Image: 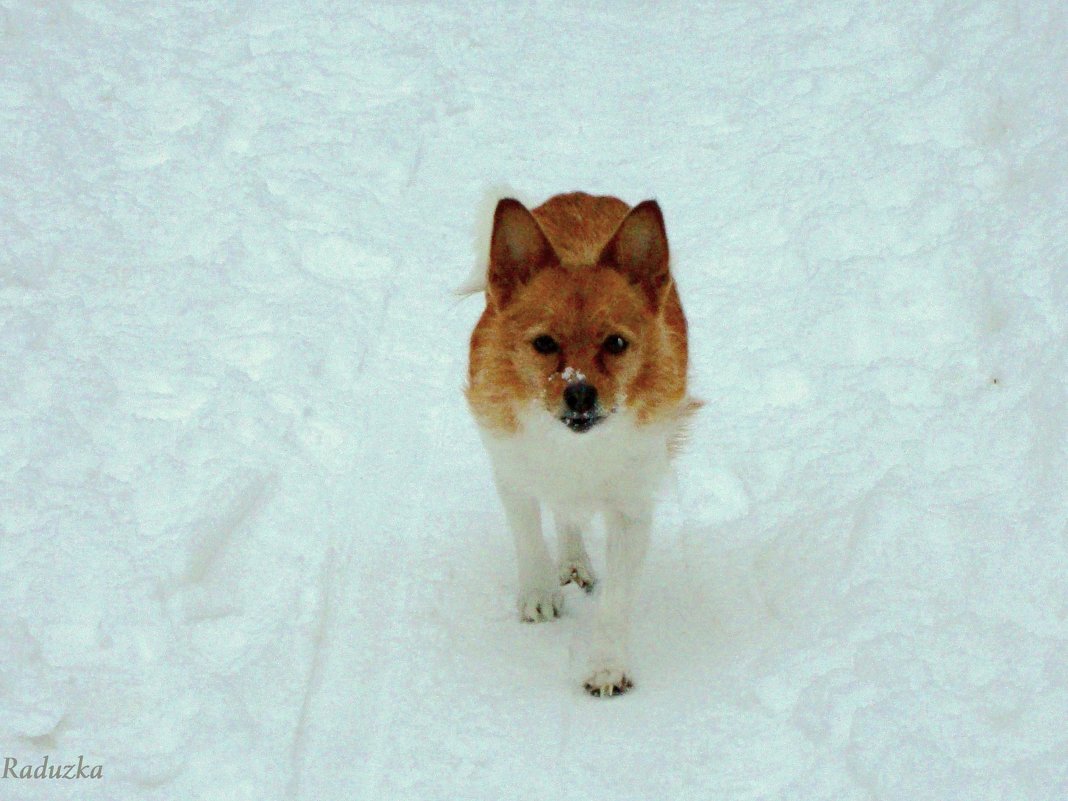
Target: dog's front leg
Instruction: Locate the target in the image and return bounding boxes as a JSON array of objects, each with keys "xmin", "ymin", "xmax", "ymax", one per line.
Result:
[
  {"xmin": 497, "ymin": 484, "xmax": 562, "ymax": 622},
  {"xmin": 554, "ymin": 509, "xmax": 596, "ymax": 592},
  {"xmin": 585, "ymin": 507, "xmax": 652, "ymax": 696}
]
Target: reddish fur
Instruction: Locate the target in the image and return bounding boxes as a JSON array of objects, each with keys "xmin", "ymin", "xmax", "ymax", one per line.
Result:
[{"xmin": 467, "ymin": 192, "xmax": 689, "ymax": 435}]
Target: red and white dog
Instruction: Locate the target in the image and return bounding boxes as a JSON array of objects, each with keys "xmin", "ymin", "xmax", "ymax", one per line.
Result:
[{"xmin": 467, "ymin": 192, "xmax": 694, "ymax": 696}]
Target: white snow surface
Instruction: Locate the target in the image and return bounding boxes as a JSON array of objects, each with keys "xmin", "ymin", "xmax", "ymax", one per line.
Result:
[{"xmin": 2, "ymin": 2, "xmax": 1067, "ymax": 799}]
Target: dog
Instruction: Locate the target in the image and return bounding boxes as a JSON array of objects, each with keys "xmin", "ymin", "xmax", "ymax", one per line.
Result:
[{"xmin": 466, "ymin": 192, "xmax": 695, "ymax": 696}]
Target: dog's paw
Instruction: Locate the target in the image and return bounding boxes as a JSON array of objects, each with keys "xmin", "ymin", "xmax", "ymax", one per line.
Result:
[
  {"xmin": 517, "ymin": 587, "xmax": 563, "ymax": 623},
  {"xmin": 559, "ymin": 556, "xmax": 597, "ymax": 593},
  {"xmin": 584, "ymin": 667, "xmax": 633, "ymax": 698}
]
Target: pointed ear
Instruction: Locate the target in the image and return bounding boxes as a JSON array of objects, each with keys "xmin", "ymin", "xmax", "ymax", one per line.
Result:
[
  {"xmin": 487, "ymin": 198, "xmax": 558, "ymax": 306},
  {"xmin": 598, "ymin": 200, "xmax": 671, "ymax": 307}
]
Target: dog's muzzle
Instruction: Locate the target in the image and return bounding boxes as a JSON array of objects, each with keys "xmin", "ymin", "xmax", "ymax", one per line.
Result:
[{"xmin": 561, "ymin": 381, "xmax": 604, "ymax": 433}]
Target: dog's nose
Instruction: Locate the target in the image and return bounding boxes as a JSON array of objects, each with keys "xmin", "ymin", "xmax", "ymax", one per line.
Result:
[{"xmin": 563, "ymin": 382, "xmax": 598, "ymax": 413}]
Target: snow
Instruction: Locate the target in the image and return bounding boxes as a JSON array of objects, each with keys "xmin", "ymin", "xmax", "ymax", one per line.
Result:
[
  {"xmin": 2, "ymin": 2, "xmax": 1067, "ymax": 799},
  {"xmin": 561, "ymin": 366, "xmax": 586, "ymax": 383}
]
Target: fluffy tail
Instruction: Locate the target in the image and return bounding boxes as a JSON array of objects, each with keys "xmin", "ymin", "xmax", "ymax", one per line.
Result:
[
  {"xmin": 454, "ymin": 184, "xmax": 526, "ymax": 297},
  {"xmin": 668, "ymin": 396, "xmax": 705, "ymax": 457}
]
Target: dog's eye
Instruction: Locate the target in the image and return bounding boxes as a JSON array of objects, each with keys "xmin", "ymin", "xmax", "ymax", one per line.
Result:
[
  {"xmin": 532, "ymin": 335, "xmax": 559, "ymax": 354},
  {"xmin": 603, "ymin": 334, "xmax": 628, "ymax": 355}
]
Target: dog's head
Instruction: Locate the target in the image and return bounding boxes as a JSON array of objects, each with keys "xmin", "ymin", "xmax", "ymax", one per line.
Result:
[{"xmin": 480, "ymin": 197, "xmax": 681, "ymax": 433}]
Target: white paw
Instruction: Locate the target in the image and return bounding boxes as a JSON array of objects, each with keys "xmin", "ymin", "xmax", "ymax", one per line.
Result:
[
  {"xmin": 584, "ymin": 665, "xmax": 633, "ymax": 697},
  {"xmin": 517, "ymin": 587, "xmax": 563, "ymax": 622},
  {"xmin": 559, "ymin": 555, "xmax": 597, "ymax": 592}
]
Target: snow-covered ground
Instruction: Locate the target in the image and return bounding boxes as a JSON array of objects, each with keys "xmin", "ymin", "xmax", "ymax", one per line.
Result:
[{"xmin": 2, "ymin": 2, "xmax": 1066, "ymax": 799}]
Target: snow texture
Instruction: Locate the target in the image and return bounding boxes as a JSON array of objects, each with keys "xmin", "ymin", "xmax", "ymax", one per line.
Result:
[
  {"xmin": 561, "ymin": 366, "xmax": 586, "ymax": 384},
  {"xmin": 2, "ymin": 2, "xmax": 1067, "ymax": 800}
]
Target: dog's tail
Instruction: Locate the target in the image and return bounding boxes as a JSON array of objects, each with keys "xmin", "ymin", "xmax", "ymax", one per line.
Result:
[
  {"xmin": 668, "ymin": 396, "xmax": 705, "ymax": 458},
  {"xmin": 454, "ymin": 184, "xmax": 525, "ymax": 298}
]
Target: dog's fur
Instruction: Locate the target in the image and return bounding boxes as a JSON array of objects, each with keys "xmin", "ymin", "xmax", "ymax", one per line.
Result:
[{"xmin": 466, "ymin": 192, "xmax": 694, "ymax": 696}]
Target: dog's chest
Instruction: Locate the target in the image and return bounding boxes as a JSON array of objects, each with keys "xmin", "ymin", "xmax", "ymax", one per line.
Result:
[{"xmin": 481, "ymin": 410, "xmax": 672, "ymax": 511}]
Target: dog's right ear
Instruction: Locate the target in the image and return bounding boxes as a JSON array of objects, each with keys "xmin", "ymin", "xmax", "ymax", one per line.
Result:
[
  {"xmin": 488, "ymin": 199, "xmax": 558, "ymax": 307},
  {"xmin": 598, "ymin": 200, "xmax": 671, "ymax": 309}
]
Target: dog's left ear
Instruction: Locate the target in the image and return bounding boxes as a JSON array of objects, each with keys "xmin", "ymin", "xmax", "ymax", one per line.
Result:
[
  {"xmin": 487, "ymin": 198, "xmax": 559, "ymax": 307},
  {"xmin": 598, "ymin": 200, "xmax": 670, "ymax": 308}
]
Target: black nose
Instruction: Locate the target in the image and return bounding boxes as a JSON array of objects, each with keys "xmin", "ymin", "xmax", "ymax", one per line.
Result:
[{"xmin": 563, "ymin": 382, "xmax": 598, "ymax": 413}]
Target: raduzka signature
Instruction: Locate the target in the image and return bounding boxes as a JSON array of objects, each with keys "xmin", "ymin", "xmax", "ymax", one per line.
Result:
[{"xmin": 3, "ymin": 755, "xmax": 103, "ymax": 780}]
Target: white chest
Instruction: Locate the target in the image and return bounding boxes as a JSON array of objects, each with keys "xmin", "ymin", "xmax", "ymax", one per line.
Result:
[{"xmin": 480, "ymin": 406, "xmax": 673, "ymax": 514}]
